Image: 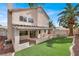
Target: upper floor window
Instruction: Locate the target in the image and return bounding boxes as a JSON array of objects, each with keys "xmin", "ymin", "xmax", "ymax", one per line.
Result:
[
  {"xmin": 28, "ymin": 18, "xmax": 34, "ymax": 23},
  {"xmin": 24, "ymin": 17, "xmax": 27, "ymax": 22},
  {"xmin": 19, "ymin": 16, "xmax": 34, "ymax": 23},
  {"xmin": 19, "ymin": 16, "xmax": 27, "ymax": 22},
  {"xmin": 19, "ymin": 16, "xmax": 24, "ymax": 21}
]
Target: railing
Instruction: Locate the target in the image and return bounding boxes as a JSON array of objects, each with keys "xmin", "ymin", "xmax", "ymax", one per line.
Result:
[
  {"xmin": 36, "ymin": 34, "xmax": 53, "ymax": 44},
  {"xmin": 20, "ymin": 39, "xmax": 29, "ymax": 44},
  {"xmin": 19, "ymin": 34, "xmax": 54, "ymax": 45}
]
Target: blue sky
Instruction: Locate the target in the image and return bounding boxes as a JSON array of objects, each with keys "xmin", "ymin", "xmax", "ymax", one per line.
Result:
[{"xmin": 0, "ymin": 3, "xmax": 77, "ymax": 27}]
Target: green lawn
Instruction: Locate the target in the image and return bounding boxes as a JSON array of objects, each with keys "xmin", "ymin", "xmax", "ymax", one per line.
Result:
[{"xmin": 15, "ymin": 37, "xmax": 72, "ymax": 56}]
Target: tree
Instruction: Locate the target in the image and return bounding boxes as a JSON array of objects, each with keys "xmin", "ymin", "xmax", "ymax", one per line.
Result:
[
  {"xmin": 58, "ymin": 3, "xmax": 79, "ymax": 36},
  {"xmin": 28, "ymin": 3, "xmax": 44, "ymax": 8},
  {"xmin": 49, "ymin": 21, "xmax": 55, "ymax": 28}
]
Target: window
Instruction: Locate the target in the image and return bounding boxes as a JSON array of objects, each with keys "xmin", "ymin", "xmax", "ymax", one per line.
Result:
[
  {"xmin": 39, "ymin": 30, "xmax": 41, "ymax": 34},
  {"xmin": 19, "ymin": 16, "xmax": 27, "ymax": 22},
  {"xmin": 28, "ymin": 18, "xmax": 34, "ymax": 23},
  {"xmin": 19, "ymin": 16, "xmax": 24, "ymax": 21},
  {"xmin": 20, "ymin": 31, "xmax": 28, "ymax": 36},
  {"xmin": 24, "ymin": 17, "xmax": 27, "ymax": 22},
  {"xmin": 19, "ymin": 16, "xmax": 34, "ymax": 23},
  {"xmin": 19, "ymin": 31, "xmax": 28, "ymax": 44}
]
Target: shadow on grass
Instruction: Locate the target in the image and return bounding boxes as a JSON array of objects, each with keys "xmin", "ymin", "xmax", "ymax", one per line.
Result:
[{"xmin": 46, "ymin": 36, "xmax": 72, "ymax": 47}]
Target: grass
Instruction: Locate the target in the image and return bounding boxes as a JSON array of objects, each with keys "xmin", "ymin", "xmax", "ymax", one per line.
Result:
[{"xmin": 15, "ymin": 37, "xmax": 72, "ymax": 56}]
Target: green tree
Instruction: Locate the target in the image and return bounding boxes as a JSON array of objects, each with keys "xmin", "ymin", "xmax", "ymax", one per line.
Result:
[
  {"xmin": 58, "ymin": 3, "xmax": 79, "ymax": 36},
  {"xmin": 28, "ymin": 3, "xmax": 44, "ymax": 8},
  {"xmin": 49, "ymin": 21, "xmax": 55, "ymax": 28}
]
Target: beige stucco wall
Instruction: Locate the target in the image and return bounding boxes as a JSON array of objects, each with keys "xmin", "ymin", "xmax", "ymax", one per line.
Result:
[
  {"xmin": 13, "ymin": 29, "xmax": 29, "ymax": 52},
  {"xmin": 37, "ymin": 8, "xmax": 49, "ymax": 27},
  {"xmin": 30, "ymin": 9, "xmax": 38, "ymax": 26},
  {"xmin": 12, "ymin": 8, "xmax": 49, "ymax": 28},
  {"xmin": 14, "ymin": 42, "xmax": 29, "ymax": 52},
  {"xmin": 12, "ymin": 10, "xmax": 35, "ymax": 26}
]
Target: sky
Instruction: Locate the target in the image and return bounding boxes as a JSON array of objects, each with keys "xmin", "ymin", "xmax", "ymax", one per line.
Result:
[{"xmin": 0, "ymin": 3, "xmax": 77, "ymax": 27}]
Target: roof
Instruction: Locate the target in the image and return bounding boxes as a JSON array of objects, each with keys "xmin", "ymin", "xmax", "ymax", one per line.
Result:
[
  {"xmin": 0, "ymin": 26, "xmax": 7, "ymax": 29},
  {"xmin": 13, "ymin": 24, "xmax": 49, "ymax": 30},
  {"xmin": 11, "ymin": 7, "xmax": 35, "ymax": 12},
  {"xmin": 40, "ymin": 7, "xmax": 50, "ymax": 19},
  {"xmin": 56, "ymin": 26, "xmax": 69, "ymax": 30},
  {"xmin": 11, "ymin": 7, "xmax": 50, "ymax": 19}
]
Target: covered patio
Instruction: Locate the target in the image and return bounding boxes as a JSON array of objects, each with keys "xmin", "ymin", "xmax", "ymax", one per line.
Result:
[
  {"xmin": 13, "ymin": 25, "xmax": 51, "ymax": 44},
  {"xmin": 13, "ymin": 25, "xmax": 53, "ymax": 51}
]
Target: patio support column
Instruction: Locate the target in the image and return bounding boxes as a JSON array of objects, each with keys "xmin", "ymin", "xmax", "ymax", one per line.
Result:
[
  {"xmin": 36, "ymin": 30, "xmax": 39, "ymax": 38},
  {"xmin": 41, "ymin": 30, "xmax": 44, "ymax": 37},
  {"xmin": 28, "ymin": 30, "xmax": 30, "ymax": 38},
  {"xmin": 46, "ymin": 30, "xmax": 48, "ymax": 35},
  {"xmin": 14, "ymin": 29, "xmax": 20, "ymax": 44}
]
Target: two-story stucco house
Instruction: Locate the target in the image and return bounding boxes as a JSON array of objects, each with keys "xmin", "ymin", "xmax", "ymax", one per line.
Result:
[{"xmin": 7, "ymin": 7, "xmax": 53, "ymax": 51}]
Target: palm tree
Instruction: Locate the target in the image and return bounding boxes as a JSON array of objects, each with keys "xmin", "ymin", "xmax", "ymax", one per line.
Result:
[
  {"xmin": 49, "ymin": 21, "xmax": 55, "ymax": 28},
  {"xmin": 48, "ymin": 20, "xmax": 55, "ymax": 34},
  {"xmin": 28, "ymin": 3, "xmax": 44, "ymax": 8},
  {"xmin": 58, "ymin": 3, "xmax": 79, "ymax": 36}
]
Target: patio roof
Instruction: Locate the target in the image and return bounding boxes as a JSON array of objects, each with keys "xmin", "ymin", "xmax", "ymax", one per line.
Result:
[{"xmin": 13, "ymin": 24, "xmax": 50, "ymax": 30}]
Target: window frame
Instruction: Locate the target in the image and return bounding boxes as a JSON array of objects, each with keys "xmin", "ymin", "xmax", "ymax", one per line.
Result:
[
  {"xmin": 19, "ymin": 31, "xmax": 28, "ymax": 36},
  {"xmin": 28, "ymin": 18, "xmax": 34, "ymax": 23},
  {"xmin": 19, "ymin": 16, "xmax": 27, "ymax": 22}
]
